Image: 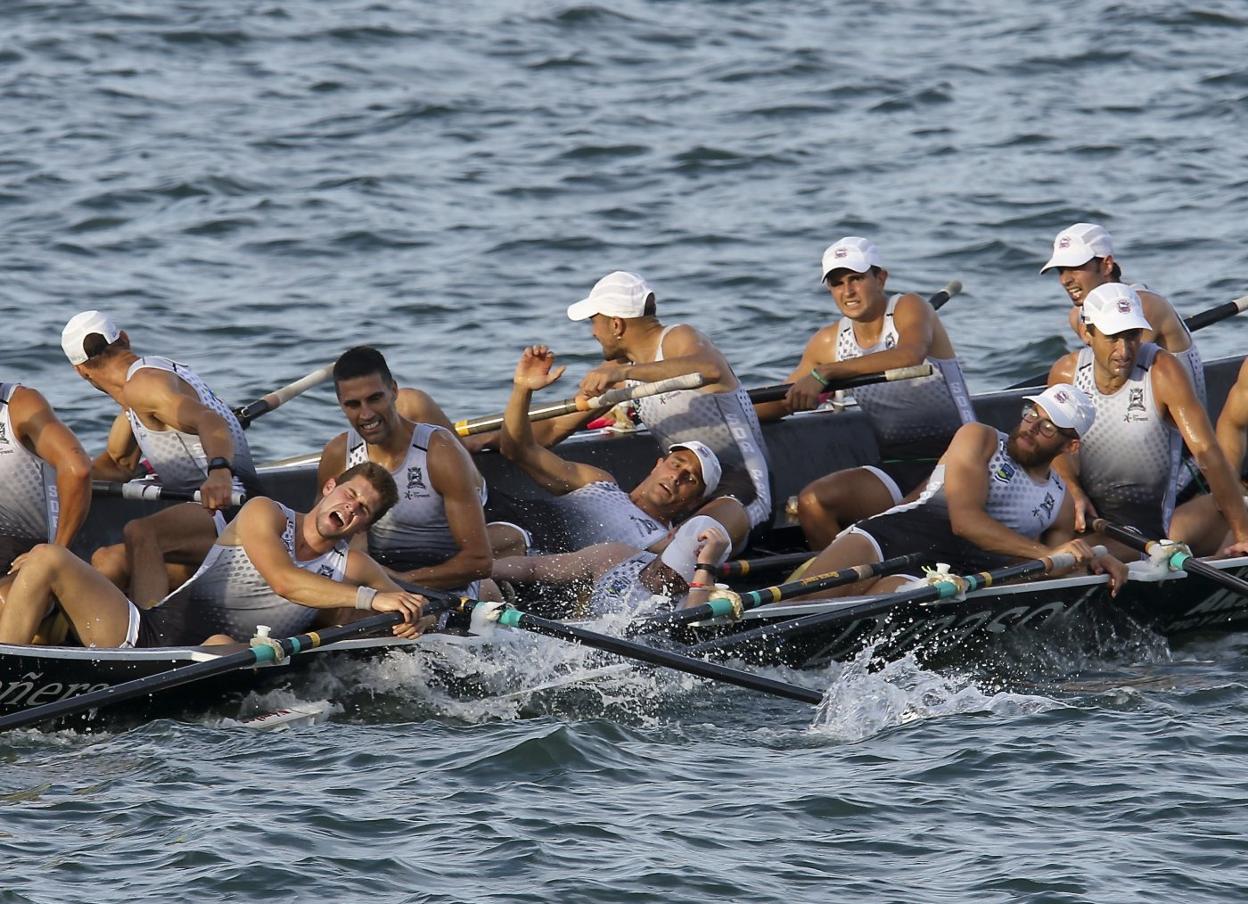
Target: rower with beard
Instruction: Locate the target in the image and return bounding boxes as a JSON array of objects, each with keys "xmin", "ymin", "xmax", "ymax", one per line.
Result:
[
  {"xmin": 1047, "ymin": 283, "xmax": 1248, "ymax": 559},
  {"xmin": 61, "ymin": 311, "xmax": 260, "ymax": 608},
  {"xmin": 786, "ymin": 384, "xmax": 1126, "ymax": 601},
  {"xmin": 0, "ymin": 462, "xmax": 428, "ymax": 647},
  {"xmin": 317, "ymin": 347, "xmax": 494, "ymax": 596},
  {"xmin": 569, "ymin": 271, "xmax": 769, "ymax": 547},
  {"xmin": 758, "ymin": 237, "xmax": 977, "ymax": 550},
  {"xmin": 500, "ymin": 345, "xmax": 729, "ymax": 553},
  {"xmin": 1041, "ymin": 223, "xmax": 1204, "ymax": 403}
]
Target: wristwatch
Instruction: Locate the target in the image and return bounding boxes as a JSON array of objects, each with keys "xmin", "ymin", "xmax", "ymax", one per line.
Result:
[{"xmin": 206, "ymin": 457, "xmax": 234, "ymax": 475}]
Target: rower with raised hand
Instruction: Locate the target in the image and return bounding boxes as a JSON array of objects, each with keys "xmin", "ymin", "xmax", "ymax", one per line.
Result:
[
  {"xmin": 60, "ymin": 311, "xmax": 260, "ymax": 608},
  {"xmin": 500, "ymin": 345, "xmax": 727, "ymax": 553},
  {"xmin": 1041, "ymin": 222, "xmax": 1204, "ymax": 403},
  {"xmin": 568, "ymin": 271, "xmax": 770, "ymax": 546},
  {"xmin": 762, "ymin": 236, "xmax": 976, "ymax": 550},
  {"xmin": 787, "ymin": 384, "xmax": 1127, "ymax": 602},
  {"xmin": 1047, "ymin": 283, "xmax": 1248, "ymax": 559},
  {"xmin": 317, "ymin": 346, "xmax": 495, "ymax": 596},
  {"xmin": 0, "ymin": 383, "xmax": 92, "ymax": 614},
  {"xmin": 0, "ymin": 462, "xmax": 428, "ymax": 648}
]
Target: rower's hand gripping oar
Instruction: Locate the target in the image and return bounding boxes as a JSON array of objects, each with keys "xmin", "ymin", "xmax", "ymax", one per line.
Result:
[
  {"xmin": 1008, "ymin": 293, "xmax": 1248, "ymax": 390},
  {"xmin": 92, "ymin": 479, "xmax": 247, "ymax": 508},
  {"xmin": 688, "ymin": 549, "xmax": 1098, "ymax": 659},
  {"xmin": 0, "ymin": 598, "xmax": 462, "ymax": 733},
  {"xmin": 626, "ymin": 552, "xmax": 926, "ymax": 637},
  {"xmin": 454, "ymin": 372, "xmax": 708, "ymax": 437},
  {"xmin": 747, "ymin": 364, "xmax": 936, "ymax": 405},
  {"xmin": 1090, "ymin": 518, "xmax": 1248, "ymax": 597},
  {"xmin": 234, "ymin": 362, "xmax": 336, "ymax": 428}
]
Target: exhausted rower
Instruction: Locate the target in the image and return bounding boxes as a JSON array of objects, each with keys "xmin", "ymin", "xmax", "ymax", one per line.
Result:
[
  {"xmin": 491, "ymin": 515, "xmax": 732, "ymax": 617},
  {"xmin": 500, "ymin": 345, "xmax": 725, "ymax": 552},
  {"xmin": 1046, "ymin": 283, "xmax": 1248, "ymax": 558},
  {"xmin": 0, "ymin": 463, "xmax": 427, "ymax": 648},
  {"xmin": 788, "ymin": 384, "xmax": 1126, "ymax": 601},
  {"xmin": 760, "ymin": 236, "xmax": 975, "ymax": 549},
  {"xmin": 62, "ymin": 311, "xmax": 260, "ymax": 607},
  {"xmin": 568, "ymin": 271, "xmax": 770, "ymax": 546}
]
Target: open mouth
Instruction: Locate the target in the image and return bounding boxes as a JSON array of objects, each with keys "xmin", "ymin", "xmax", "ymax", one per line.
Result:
[{"xmin": 328, "ymin": 510, "xmax": 348, "ymax": 529}]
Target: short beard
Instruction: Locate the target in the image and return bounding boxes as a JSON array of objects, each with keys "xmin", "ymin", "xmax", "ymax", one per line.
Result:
[{"xmin": 1006, "ymin": 425, "xmax": 1055, "ymax": 469}]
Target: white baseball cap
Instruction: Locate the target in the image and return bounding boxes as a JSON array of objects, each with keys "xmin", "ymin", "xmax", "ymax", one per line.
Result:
[
  {"xmin": 668, "ymin": 440, "xmax": 721, "ymax": 498},
  {"xmin": 659, "ymin": 515, "xmax": 731, "ymax": 582},
  {"xmin": 1039, "ymin": 223, "xmax": 1115, "ymax": 273},
  {"xmin": 567, "ymin": 271, "xmax": 656, "ymax": 321},
  {"xmin": 821, "ymin": 236, "xmax": 881, "ymax": 281},
  {"xmin": 61, "ymin": 311, "xmax": 121, "ymax": 365},
  {"xmin": 1023, "ymin": 383, "xmax": 1096, "ymax": 437},
  {"xmin": 1081, "ymin": 282, "xmax": 1151, "ymax": 335}
]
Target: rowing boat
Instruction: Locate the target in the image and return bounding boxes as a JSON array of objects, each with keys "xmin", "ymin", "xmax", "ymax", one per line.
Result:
[{"xmin": 7, "ymin": 354, "xmax": 1246, "ymax": 723}]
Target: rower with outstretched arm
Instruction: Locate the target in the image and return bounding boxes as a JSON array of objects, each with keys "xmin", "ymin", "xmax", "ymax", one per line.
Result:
[{"xmin": 758, "ymin": 236, "xmax": 976, "ymax": 550}]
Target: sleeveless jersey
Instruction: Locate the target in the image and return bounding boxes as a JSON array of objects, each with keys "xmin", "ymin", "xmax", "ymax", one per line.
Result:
[
  {"xmin": 0, "ymin": 383, "xmax": 55, "ymax": 545},
  {"xmin": 630, "ymin": 325, "xmax": 772, "ymax": 528},
  {"xmin": 834, "ymin": 294, "xmax": 976, "ymax": 458},
  {"xmin": 141, "ymin": 502, "xmax": 349, "ymax": 646},
  {"xmin": 587, "ymin": 550, "xmax": 669, "ymax": 616},
  {"xmin": 1074, "ymin": 343, "xmax": 1182, "ymax": 537},
  {"xmin": 549, "ymin": 481, "xmax": 669, "ymax": 551},
  {"xmin": 345, "ymin": 422, "xmax": 487, "ymax": 575},
  {"xmin": 124, "ymin": 356, "xmax": 256, "ymax": 494},
  {"xmin": 1122, "ymin": 283, "xmax": 1205, "ymax": 406},
  {"xmin": 890, "ymin": 430, "xmax": 1067, "ymax": 538}
]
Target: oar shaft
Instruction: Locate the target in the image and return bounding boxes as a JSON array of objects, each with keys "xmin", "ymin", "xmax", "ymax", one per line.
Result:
[
  {"xmin": 92, "ymin": 480, "xmax": 247, "ymax": 507},
  {"xmin": 928, "ymin": 280, "xmax": 963, "ymax": 311},
  {"xmin": 454, "ymin": 373, "xmax": 707, "ymax": 437},
  {"xmin": 235, "ymin": 363, "xmax": 336, "ymax": 427},
  {"xmin": 1090, "ymin": 518, "xmax": 1248, "ymax": 596},
  {"xmin": 718, "ymin": 552, "xmax": 813, "ymax": 579},
  {"xmin": 747, "ymin": 364, "xmax": 934, "ymax": 405}
]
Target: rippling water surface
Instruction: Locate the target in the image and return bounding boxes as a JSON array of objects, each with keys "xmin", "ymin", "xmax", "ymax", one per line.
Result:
[{"xmin": 4, "ymin": 1, "xmax": 1248, "ymax": 900}]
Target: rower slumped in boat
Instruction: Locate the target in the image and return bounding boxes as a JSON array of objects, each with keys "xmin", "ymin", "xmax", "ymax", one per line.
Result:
[
  {"xmin": 317, "ymin": 347, "xmax": 496, "ymax": 598},
  {"xmin": 1047, "ymin": 283, "xmax": 1248, "ymax": 559},
  {"xmin": 499, "ymin": 345, "xmax": 725, "ymax": 553},
  {"xmin": 62, "ymin": 311, "xmax": 261, "ymax": 608},
  {"xmin": 491, "ymin": 515, "xmax": 731, "ymax": 617},
  {"xmin": 0, "ymin": 463, "xmax": 428, "ymax": 648},
  {"xmin": 759, "ymin": 236, "xmax": 976, "ymax": 550},
  {"xmin": 787, "ymin": 384, "xmax": 1127, "ymax": 602},
  {"xmin": 567, "ymin": 271, "xmax": 770, "ymax": 548}
]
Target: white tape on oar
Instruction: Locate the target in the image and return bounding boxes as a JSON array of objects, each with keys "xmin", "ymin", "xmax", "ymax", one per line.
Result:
[
  {"xmin": 880, "ymin": 364, "xmax": 934, "ymax": 382},
  {"xmin": 586, "ymin": 372, "xmax": 707, "ymax": 408},
  {"xmin": 93, "ymin": 480, "xmax": 246, "ymax": 507}
]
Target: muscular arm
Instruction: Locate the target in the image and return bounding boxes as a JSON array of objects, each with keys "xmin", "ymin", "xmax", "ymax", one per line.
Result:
[
  {"xmin": 11, "ymin": 388, "xmax": 93, "ymax": 547},
  {"xmin": 754, "ymin": 326, "xmax": 836, "ymax": 422},
  {"xmin": 580, "ymin": 325, "xmax": 735, "ymax": 397},
  {"xmin": 813, "ymin": 294, "xmax": 934, "ymax": 382},
  {"xmin": 492, "ymin": 542, "xmax": 635, "ymax": 584},
  {"xmin": 92, "ymin": 412, "xmax": 143, "ymax": 480},
  {"xmin": 395, "ymin": 430, "xmax": 493, "ymax": 589},
  {"xmin": 1138, "ymin": 289, "xmax": 1181, "ymax": 351},
  {"xmin": 1214, "ymin": 359, "xmax": 1248, "ymax": 478}
]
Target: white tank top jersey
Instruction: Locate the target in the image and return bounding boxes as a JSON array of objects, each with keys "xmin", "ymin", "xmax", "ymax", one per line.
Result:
[
  {"xmin": 630, "ymin": 324, "xmax": 772, "ymax": 528},
  {"xmin": 834, "ymin": 294, "xmax": 976, "ymax": 458},
  {"xmin": 123, "ymin": 357, "xmax": 256, "ymax": 494},
  {"xmin": 549, "ymin": 480, "xmax": 670, "ymax": 552},
  {"xmin": 889, "ymin": 430, "xmax": 1067, "ymax": 538},
  {"xmin": 1126, "ymin": 283, "xmax": 1205, "ymax": 406},
  {"xmin": 345, "ymin": 422, "xmax": 487, "ymax": 573},
  {"xmin": 587, "ymin": 550, "xmax": 668, "ymax": 616},
  {"xmin": 142, "ymin": 502, "xmax": 349, "ymax": 645},
  {"xmin": 0, "ymin": 383, "xmax": 55, "ymax": 545},
  {"xmin": 1074, "ymin": 343, "xmax": 1183, "ymax": 537}
]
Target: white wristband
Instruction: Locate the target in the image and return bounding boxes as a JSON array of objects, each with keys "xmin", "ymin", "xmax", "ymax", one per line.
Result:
[{"xmin": 355, "ymin": 585, "xmax": 378, "ymax": 610}]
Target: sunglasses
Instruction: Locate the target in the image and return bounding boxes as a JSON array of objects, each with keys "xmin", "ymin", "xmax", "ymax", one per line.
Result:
[{"xmin": 1021, "ymin": 404, "xmax": 1078, "ymax": 439}]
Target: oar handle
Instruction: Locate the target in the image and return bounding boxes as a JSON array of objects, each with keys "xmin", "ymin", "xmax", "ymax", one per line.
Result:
[
  {"xmin": 1090, "ymin": 517, "xmax": 1248, "ymax": 596},
  {"xmin": 928, "ymin": 280, "xmax": 963, "ymax": 311},
  {"xmin": 747, "ymin": 364, "xmax": 934, "ymax": 405},
  {"xmin": 718, "ymin": 551, "xmax": 813, "ymax": 579},
  {"xmin": 92, "ymin": 480, "xmax": 247, "ymax": 508},
  {"xmin": 454, "ymin": 373, "xmax": 707, "ymax": 436},
  {"xmin": 235, "ymin": 363, "xmax": 336, "ymax": 428},
  {"xmin": 1185, "ymin": 294, "xmax": 1248, "ymax": 332}
]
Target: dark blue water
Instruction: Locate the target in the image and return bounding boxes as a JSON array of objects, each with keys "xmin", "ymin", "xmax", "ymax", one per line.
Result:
[{"xmin": 4, "ymin": 1, "xmax": 1248, "ymax": 900}]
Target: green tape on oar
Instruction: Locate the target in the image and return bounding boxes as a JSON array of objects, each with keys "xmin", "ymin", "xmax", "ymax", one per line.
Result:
[{"xmin": 1091, "ymin": 518, "xmax": 1248, "ymax": 598}]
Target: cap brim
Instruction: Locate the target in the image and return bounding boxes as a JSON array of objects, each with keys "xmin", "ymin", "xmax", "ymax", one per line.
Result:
[
  {"xmin": 566, "ymin": 297, "xmax": 599, "ymax": 321},
  {"xmin": 1040, "ymin": 249, "xmax": 1095, "ymax": 274},
  {"xmin": 1022, "ymin": 394, "xmax": 1076, "ymax": 430}
]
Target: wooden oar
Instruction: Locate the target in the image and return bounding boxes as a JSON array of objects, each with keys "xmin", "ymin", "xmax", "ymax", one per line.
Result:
[
  {"xmin": 460, "ymin": 599, "xmax": 822, "ymax": 704},
  {"xmin": 1007, "ymin": 293, "xmax": 1248, "ymax": 390},
  {"xmin": 0, "ymin": 604, "xmax": 457, "ymax": 732},
  {"xmin": 234, "ymin": 362, "xmax": 336, "ymax": 428},
  {"xmin": 688, "ymin": 550, "xmax": 1087, "ymax": 658},
  {"xmin": 1091, "ymin": 518, "xmax": 1248, "ymax": 596},
  {"xmin": 453, "ymin": 373, "xmax": 707, "ymax": 437},
  {"xmin": 628, "ymin": 552, "xmax": 926, "ymax": 637},
  {"xmin": 92, "ymin": 480, "xmax": 246, "ymax": 508},
  {"xmin": 746, "ymin": 364, "xmax": 935, "ymax": 405}
]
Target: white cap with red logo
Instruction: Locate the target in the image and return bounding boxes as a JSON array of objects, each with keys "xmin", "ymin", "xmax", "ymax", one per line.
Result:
[
  {"xmin": 1081, "ymin": 282, "xmax": 1151, "ymax": 335},
  {"xmin": 1023, "ymin": 383, "xmax": 1096, "ymax": 437},
  {"xmin": 820, "ymin": 236, "xmax": 881, "ymax": 281},
  {"xmin": 1040, "ymin": 223, "xmax": 1115, "ymax": 273}
]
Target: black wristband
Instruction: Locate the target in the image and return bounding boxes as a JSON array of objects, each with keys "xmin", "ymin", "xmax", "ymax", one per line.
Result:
[{"xmin": 206, "ymin": 457, "xmax": 233, "ymax": 474}]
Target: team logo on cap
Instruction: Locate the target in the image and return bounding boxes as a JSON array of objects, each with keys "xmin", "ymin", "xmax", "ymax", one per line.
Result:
[
  {"xmin": 1054, "ymin": 389, "xmax": 1070, "ymax": 404},
  {"xmin": 833, "ymin": 247, "xmax": 848, "ymax": 259},
  {"xmin": 1116, "ymin": 299, "xmax": 1132, "ymax": 314},
  {"xmin": 1057, "ymin": 237, "xmax": 1072, "ymax": 249}
]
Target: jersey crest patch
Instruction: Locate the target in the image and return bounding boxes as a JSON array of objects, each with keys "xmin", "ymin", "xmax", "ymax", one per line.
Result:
[
  {"xmin": 991, "ymin": 461, "xmax": 1016, "ymax": 484},
  {"xmin": 1125, "ymin": 387, "xmax": 1148, "ymax": 422},
  {"xmin": 404, "ymin": 466, "xmax": 426, "ymax": 499}
]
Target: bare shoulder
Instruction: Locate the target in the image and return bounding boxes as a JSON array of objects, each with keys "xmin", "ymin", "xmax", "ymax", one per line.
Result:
[
  {"xmin": 1048, "ymin": 351, "xmax": 1078, "ymax": 383},
  {"xmin": 397, "ymin": 387, "xmax": 453, "ymax": 430},
  {"xmin": 950, "ymin": 421, "xmax": 999, "ymax": 457}
]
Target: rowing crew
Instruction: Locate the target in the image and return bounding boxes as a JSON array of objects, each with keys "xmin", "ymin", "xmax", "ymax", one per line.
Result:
[{"xmin": 0, "ymin": 220, "xmax": 1245, "ymax": 648}]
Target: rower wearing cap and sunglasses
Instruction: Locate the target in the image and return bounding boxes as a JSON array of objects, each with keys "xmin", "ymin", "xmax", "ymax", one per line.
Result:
[
  {"xmin": 787, "ymin": 383, "xmax": 1128, "ymax": 602},
  {"xmin": 1046, "ymin": 283, "xmax": 1248, "ymax": 559}
]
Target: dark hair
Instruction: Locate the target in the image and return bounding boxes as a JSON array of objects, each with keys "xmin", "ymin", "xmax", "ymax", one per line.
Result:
[
  {"xmin": 81, "ymin": 333, "xmax": 129, "ymax": 366},
  {"xmin": 1107, "ymin": 260, "xmax": 1122, "ymax": 280},
  {"xmin": 333, "ymin": 346, "xmax": 395, "ymax": 390},
  {"xmin": 824, "ymin": 265, "xmax": 883, "ymax": 286},
  {"xmin": 334, "ymin": 461, "xmax": 399, "ymax": 523},
  {"xmin": 642, "ymin": 293, "xmax": 657, "ymax": 317}
]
